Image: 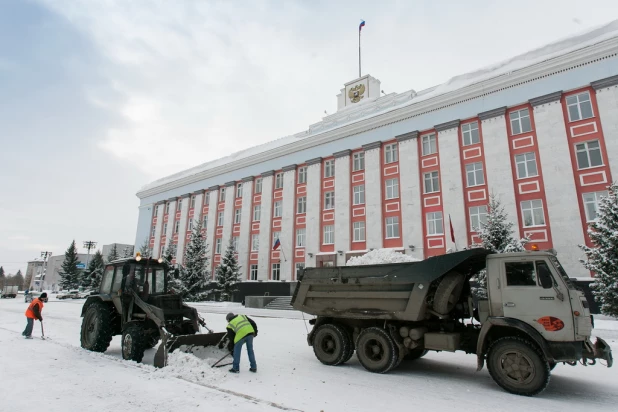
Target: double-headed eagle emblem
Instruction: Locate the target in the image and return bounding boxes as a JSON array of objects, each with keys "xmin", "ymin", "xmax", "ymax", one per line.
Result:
[{"xmin": 348, "ymin": 84, "xmax": 366, "ymax": 103}]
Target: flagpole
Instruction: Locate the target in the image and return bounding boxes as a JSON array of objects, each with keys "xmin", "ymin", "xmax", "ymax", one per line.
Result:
[{"xmin": 358, "ymin": 27, "xmax": 361, "ymax": 78}]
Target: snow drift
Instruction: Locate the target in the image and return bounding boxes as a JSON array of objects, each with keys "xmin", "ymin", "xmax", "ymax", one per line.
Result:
[{"xmin": 346, "ymin": 249, "xmax": 421, "ymax": 266}]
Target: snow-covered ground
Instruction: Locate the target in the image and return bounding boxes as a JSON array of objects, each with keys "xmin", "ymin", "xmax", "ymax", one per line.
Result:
[{"xmin": 2, "ymin": 298, "xmax": 618, "ymax": 412}]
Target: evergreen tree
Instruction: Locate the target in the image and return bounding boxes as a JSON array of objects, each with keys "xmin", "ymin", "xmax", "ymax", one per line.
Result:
[
  {"xmin": 86, "ymin": 250, "xmax": 105, "ymax": 290},
  {"xmin": 214, "ymin": 240, "xmax": 241, "ymax": 302},
  {"xmin": 0, "ymin": 266, "xmax": 5, "ymax": 289},
  {"xmin": 107, "ymin": 244, "xmax": 119, "ymax": 263},
  {"xmin": 60, "ymin": 240, "xmax": 82, "ymax": 290},
  {"xmin": 161, "ymin": 243, "xmax": 178, "ymax": 288},
  {"xmin": 177, "ymin": 218, "xmax": 210, "ymax": 302},
  {"xmin": 122, "ymin": 245, "xmax": 135, "ymax": 258},
  {"xmin": 139, "ymin": 238, "xmax": 152, "ymax": 258},
  {"xmin": 580, "ymin": 183, "xmax": 618, "ymax": 317}
]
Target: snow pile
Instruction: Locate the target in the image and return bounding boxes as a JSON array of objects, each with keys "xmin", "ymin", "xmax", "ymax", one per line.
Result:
[
  {"xmin": 346, "ymin": 249, "xmax": 421, "ymax": 266},
  {"xmin": 153, "ymin": 346, "xmax": 230, "ymax": 384}
]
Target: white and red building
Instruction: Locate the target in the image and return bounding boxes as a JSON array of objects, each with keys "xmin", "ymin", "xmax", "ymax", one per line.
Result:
[{"xmin": 135, "ymin": 22, "xmax": 618, "ymax": 283}]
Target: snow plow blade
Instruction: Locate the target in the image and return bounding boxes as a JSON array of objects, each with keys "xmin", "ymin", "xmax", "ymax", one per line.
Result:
[{"xmin": 153, "ymin": 332, "xmax": 228, "ymax": 368}]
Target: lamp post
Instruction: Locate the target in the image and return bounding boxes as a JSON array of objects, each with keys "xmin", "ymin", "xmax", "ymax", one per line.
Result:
[
  {"xmin": 83, "ymin": 241, "xmax": 97, "ymax": 268},
  {"xmin": 40, "ymin": 251, "xmax": 52, "ymax": 292}
]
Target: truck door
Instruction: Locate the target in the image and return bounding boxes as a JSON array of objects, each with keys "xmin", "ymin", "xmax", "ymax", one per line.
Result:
[{"xmin": 499, "ymin": 259, "xmax": 575, "ymax": 342}]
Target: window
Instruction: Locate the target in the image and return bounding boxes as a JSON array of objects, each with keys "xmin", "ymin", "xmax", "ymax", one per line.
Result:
[
  {"xmin": 566, "ymin": 92, "xmax": 593, "ymax": 122},
  {"xmin": 515, "ymin": 152, "xmax": 538, "ymax": 179},
  {"xmin": 469, "ymin": 206, "xmax": 488, "ymax": 231},
  {"xmin": 234, "ymin": 209, "xmax": 241, "ymax": 224},
  {"xmin": 385, "ymin": 217, "xmax": 400, "ymax": 238},
  {"xmin": 424, "ymin": 171, "xmax": 440, "ymax": 193},
  {"xmin": 174, "ymin": 221, "xmax": 180, "ymax": 233},
  {"xmin": 509, "ymin": 109, "xmax": 532, "ymax": 135},
  {"xmin": 251, "ymin": 234, "xmax": 259, "ymax": 251},
  {"xmin": 232, "ymin": 236, "xmax": 239, "ymax": 252},
  {"xmin": 219, "ymin": 188, "xmax": 225, "ymax": 202},
  {"xmin": 462, "ymin": 122, "xmax": 480, "ymax": 146},
  {"xmin": 165, "ymin": 203, "xmax": 170, "ymax": 214},
  {"xmin": 151, "ymin": 226, "xmax": 156, "ymax": 237},
  {"xmin": 422, "ymin": 134, "xmax": 437, "ymax": 156},
  {"xmin": 217, "ymin": 211, "xmax": 224, "ymax": 226},
  {"xmin": 353, "ymin": 221, "xmax": 366, "ymax": 242},
  {"xmin": 272, "ymin": 231, "xmax": 280, "ymax": 245},
  {"xmin": 203, "ymin": 214, "xmax": 208, "ymax": 227},
  {"xmin": 583, "ymin": 191, "xmax": 608, "ymax": 222},
  {"xmin": 187, "ymin": 219, "xmax": 193, "ymax": 231},
  {"xmin": 236, "ymin": 183, "xmax": 243, "ymax": 198},
  {"xmin": 385, "ymin": 178, "xmax": 399, "ymax": 200},
  {"xmin": 273, "ymin": 201, "xmax": 282, "ymax": 218},
  {"xmin": 521, "ymin": 200, "xmax": 545, "ymax": 227},
  {"xmin": 271, "ymin": 263, "xmax": 281, "ymax": 281},
  {"xmin": 505, "ymin": 262, "xmax": 537, "ymax": 286},
  {"xmin": 100, "ymin": 267, "xmax": 114, "ymax": 294},
  {"xmin": 576, "ymin": 140, "xmax": 603, "ymax": 169},
  {"xmin": 353, "ymin": 152, "xmax": 365, "ymax": 171},
  {"xmin": 384, "ymin": 143, "xmax": 398, "ymax": 163},
  {"xmin": 296, "ymin": 228, "xmax": 306, "ymax": 247},
  {"xmin": 177, "ymin": 199, "xmax": 182, "ymax": 212},
  {"xmin": 250, "ymin": 264, "xmax": 258, "ymax": 280},
  {"xmin": 163, "ymin": 222, "xmax": 168, "ymax": 235},
  {"xmin": 254, "ymin": 178, "xmax": 263, "ymax": 194},
  {"xmin": 297, "ymin": 196, "xmax": 307, "ymax": 214},
  {"xmin": 295, "ymin": 263, "xmax": 305, "ymax": 278},
  {"xmin": 323, "ymin": 225, "xmax": 334, "ymax": 244},
  {"xmin": 324, "ymin": 160, "xmax": 335, "ymax": 178},
  {"xmin": 275, "ymin": 173, "xmax": 283, "ymax": 189},
  {"xmin": 215, "ymin": 238, "xmax": 222, "ymax": 254},
  {"xmin": 190, "ymin": 196, "xmax": 196, "ymax": 209},
  {"xmin": 324, "ymin": 191, "xmax": 335, "ymax": 210},
  {"xmin": 253, "ymin": 205, "xmax": 261, "ymax": 221},
  {"xmin": 465, "ymin": 162, "xmax": 485, "ymax": 187},
  {"xmin": 427, "ymin": 212, "xmax": 444, "ymax": 235},
  {"xmin": 353, "ymin": 185, "xmax": 365, "ymax": 205},
  {"xmin": 297, "ymin": 167, "xmax": 307, "ymax": 184}
]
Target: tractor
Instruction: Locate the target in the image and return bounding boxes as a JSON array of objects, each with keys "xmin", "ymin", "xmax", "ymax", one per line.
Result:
[{"xmin": 79, "ymin": 254, "xmax": 227, "ymax": 367}]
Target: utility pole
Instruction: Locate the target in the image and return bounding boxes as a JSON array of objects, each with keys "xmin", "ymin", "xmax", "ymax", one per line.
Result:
[
  {"xmin": 83, "ymin": 241, "xmax": 97, "ymax": 268},
  {"xmin": 39, "ymin": 251, "xmax": 52, "ymax": 292}
]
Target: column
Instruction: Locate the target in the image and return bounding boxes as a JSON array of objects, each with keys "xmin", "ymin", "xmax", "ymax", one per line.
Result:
[
  {"xmin": 151, "ymin": 202, "xmax": 165, "ymax": 258},
  {"xmin": 175, "ymin": 194, "xmax": 190, "ymax": 264},
  {"xmin": 238, "ymin": 177, "xmax": 254, "ymax": 279},
  {"xmin": 592, "ymin": 75, "xmax": 618, "ymax": 180},
  {"xmin": 257, "ymin": 171, "xmax": 274, "ymax": 280},
  {"xmin": 222, "ymin": 181, "xmax": 236, "ymax": 251},
  {"xmin": 362, "ymin": 142, "xmax": 383, "ymax": 250},
  {"xmin": 281, "ymin": 165, "xmax": 297, "ymax": 279},
  {"xmin": 164, "ymin": 198, "xmax": 177, "ymax": 251},
  {"xmin": 305, "ymin": 157, "xmax": 322, "ymax": 267},
  {"xmin": 205, "ymin": 187, "xmax": 219, "ymax": 265},
  {"xmin": 334, "ymin": 150, "xmax": 351, "ymax": 266},
  {"xmin": 192, "ymin": 190, "xmax": 205, "ymax": 224}
]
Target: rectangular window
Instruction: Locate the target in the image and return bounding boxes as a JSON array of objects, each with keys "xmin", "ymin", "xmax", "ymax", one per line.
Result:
[
  {"xmin": 462, "ymin": 122, "xmax": 480, "ymax": 146},
  {"xmin": 215, "ymin": 238, "xmax": 222, "ymax": 254},
  {"xmin": 203, "ymin": 214, "xmax": 208, "ymax": 227},
  {"xmin": 297, "ymin": 196, "xmax": 307, "ymax": 214},
  {"xmin": 296, "ymin": 228, "xmax": 306, "ymax": 247},
  {"xmin": 253, "ymin": 205, "xmax": 261, "ymax": 221},
  {"xmin": 297, "ymin": 167, "xmax": 307, "ymax": 184},
  {"xmin": 576, "ymin": 140, "xmax": 603, "ymax": 169},
  {"xmin": 232, "ymin": 236, "xmax": 239, "ymax": 252},
  {"xmin": 190, "ymin": 196, "xmax": 196, "ymax": 209},
  {"xmin": 515, "ymin": 152, "xmax": 538, "ymax": 179},
  {"xmin": 353, "ymin": 185, "xmax": 365, "ymax": 205},
  {"xmin": 323, "ymin": 225, "xmax": 334, "ymax": 244},
  {"xmin": 324, "ymin": 191, "xmax": 335, "ymax": 210},
  {"xmin": 465, "ymin": 162, "xmax": 485, "ymax": 187},
  {"xmin": 422, "ymin": 134, "xmax": 437, "ymax": 156},
  {"xmin": 324, "ymin": 160, "xmax": 335, "ymax": 178},
  {"xmin": 423, "ymin": 171, "xmax": 440, "ymax": 193},
  {"xmin": 219, "ymin": 188, "xmax": 225, "ymax": 202},
  {"xmin": 384, "ymin": 143, "xmax": 398, "ymax": 163},
  {"xmin": 469, "ymin": 205, "xmax": 488, "ymax": 232},
  {"xmin": 151, "ymin": 225, "xmax": 156, "ymax": 237},
  {"xmin": 275, "ymin": 173, "xmax": 283, "ymax": 189},
  {"xmin": 271, "ymin": 263, "xmax": 281, "ymax": 281},
  {"xmin": 177, "ymin": 199, "xmax": 182, "ymax": 212},
  {"xmin": 165, "ymin": 203, "xmax": 170, "ymax": 214},
  {"xmin": 250, "ymin": 264, "xmax": 258, "ymax": 280},
  {"xmin": 566, "ymin": 92, "xmax": 594, "ymax": 122},
  {"xmin": 254, "ymin": 178, "xmax": 263, "ymax": 194},
  {"xmin": 353, "ymin": 221, "xmax": 366, "ymax": 242},
  {"xmin": 583, "ymin": 191, "xmax": 608, "ymax": 222},
  {"xmin": 353, "ymin": 152, "xmax": 365, "ymax": 171},
  {"xmin": 427, "ymin": 212, "xmax": 444, "ymax": 235},
  {"xmin": 187, "ymin": 219, "xmax": 193, "ymax": 231},
  {"xmin": 521, "ymin": 200, "xmax": 545, "ymax": 227},
  {"xmin": 385, "ymin": 217, "xmax": 400, "ymax": 239},
  {"xmin": 234, "ymin": 209, "xmax": 241, "ymax": 224},
  {"xmin": 174, "ymin": 221, "xmax": 180, "ymax": 233},
  {"xmin": 295, "ymin": 263, "xmax": 305, "ymax": 278},
  {"xmin": 217, "ymin": 211, "xmax": 224, "ymax": 226},
  {"xmin": 385, "ymin": 178, "xmax": 399, "ymax": 200},
  {"xmin": 273, "ymin": 201, "xmax": 282, "ymax": 218},
  {"xmin": 505, "ymin": 262, "xmax": 539, "ymax": 287},
  {"xmin": 509, "ymin": 108, "xmax": 532, "ymax": 135},
  {"xmin": 163, "ymin": 222, "xmax": 168, "ymax": 235},
  {"xmin": 251, "ymin": 234, "xmax": 259, "ymax": 251},
  {"xmin": 236, "ymin": 183, "xmax": 243, "ymax": 198}
]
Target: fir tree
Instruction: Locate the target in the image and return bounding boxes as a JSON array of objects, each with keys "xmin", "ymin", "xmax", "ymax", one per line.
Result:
[
  {"xmin": 580, "ymin": 182, "xmax": 618, "ymax": 317},
  {"xmin": 177, "ymin": 218, "xmax": 210, "ymax": 302},
  {"xmin": 60, "ymin": 240, "xmax": 82, "ymax": 290},
  {"xmin": 107, "ymin": 244, "xmax": 119, "ymax": 263},
  {"xmin": 214, "ymin": 240, "xmax": 241, "ymax": 301},
  {"xmin": 86, "ymin": 250, "xmax": 105, "ymax": 290},
  {"xmin": 122, "ymin": 245, "xmax": 135, "ymax": 258},
  {"xmin": 161, "ymin": 243, "xmax": 178, "ymax": 288},
  {"xmin": 139, "ymin": 239, "xmax": 152, "ymax": 258},
  {"xmin": 0, "ymin": 266, "xmax": 5, "ymax": 289}
]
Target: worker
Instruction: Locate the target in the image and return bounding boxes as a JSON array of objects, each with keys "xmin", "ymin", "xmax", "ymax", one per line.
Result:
[
  {"xmin": 23, "ymin": 292, "xmax": 47, "ymax": 339},
  {"xmin": 224, "ymin": 312, "xmax": 258, "ymax": 373}
]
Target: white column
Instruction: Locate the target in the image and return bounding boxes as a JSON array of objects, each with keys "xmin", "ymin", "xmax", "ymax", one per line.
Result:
[
  {"xmin": 238, "ymin": 177, "xmax": 254, "ymax": 279},
  {"xmin": 205, "ymin": 188, "xmax": 219, "ymax": 265},
  {"xmin": 221, "ymin": 182, "xmax": 236, "ymax": 251},
  {"xmin": 363, "ymin": 142, "xmax": 383, "ymax": 249},
  {"xmin": 396, "ymin": 132, "xmax": 424, "ymax": 260},
  {"xmin": 436, "ymin": 121, "xmax": 466, "ymax": 251},
  {"xmin": 305, "ymin": 158, "xmax": 322, "ymax": 267},
  {"xmin": 257, "ymin": 173, "xmax": 274, "ymax": 280},
  {"xmin": 164, "ymin": 199, "xmax": 177, "ymax": 251},
  {"xmin": 480, "ymin": 108, "xmax": 520, "ymax": 227},
  {"xmin": 281, "ymin": 166, "xmax": 297, "ymax": 279},
  {"xmin": 531, "ymin": 92, "xmax": 586, "ymax": 273},
  {"xmin": 175, "ymin": 195, "xmax": 190, "ymax": 264},
  {"xmin": 151, "ymin": 203, "xmax": 165, "ymax": 258},
  {"xmin": 192, "ymin": 191, "xmax": 205, "ymax": 224},
  {"xmin": 592, "ymin": 77, "xmax": 618, "ymax": 181},
  {"xmin": 334, "ymin": 151, "xmax": 351, "ymax": 265}
]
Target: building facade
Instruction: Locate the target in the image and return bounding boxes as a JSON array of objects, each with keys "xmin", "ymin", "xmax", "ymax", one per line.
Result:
[{"xmin": 135, "ymin": 22, "xmax": 618, "ymax": 282}]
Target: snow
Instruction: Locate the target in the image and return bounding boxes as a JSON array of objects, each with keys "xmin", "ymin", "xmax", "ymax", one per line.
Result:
[
  {"xmin": 139, "ymin": 20, "xmax": 618, "ymax": 195},
  {"xmin": 2, "ymin": 299, "xmax": 618, "ymax": 411},
  {"xmin": 346, "ymin": 248, "xmax": 421, "ymax": 266}
]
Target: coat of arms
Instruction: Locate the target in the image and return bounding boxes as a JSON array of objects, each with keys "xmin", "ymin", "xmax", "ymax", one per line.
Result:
[{"xmin": 348, "ymin": 84, "xmax": 366, "ymax": 103}]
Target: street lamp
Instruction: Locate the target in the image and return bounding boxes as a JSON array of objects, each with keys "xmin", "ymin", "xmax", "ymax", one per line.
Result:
[{"xmin": 83, "ymin": 241, "xmax": 97, "ymax": 268}]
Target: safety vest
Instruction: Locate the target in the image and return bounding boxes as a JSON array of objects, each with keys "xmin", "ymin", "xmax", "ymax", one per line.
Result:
[
  {"xmin": 227, "ymin": 315, "xmax": 255, "ymax": 343},
  {"xmin": 25, "ymin": 299, "xmax": 44, "ymax": 319}
]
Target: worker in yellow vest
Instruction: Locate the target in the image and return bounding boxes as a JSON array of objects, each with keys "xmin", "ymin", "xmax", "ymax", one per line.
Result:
[{"xmin": 225, "ymin": 312, "xmax": 258, "ymax": 373}]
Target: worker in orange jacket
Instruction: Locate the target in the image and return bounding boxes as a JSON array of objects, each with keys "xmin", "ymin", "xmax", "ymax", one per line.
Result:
[{"xmin": 23, "ymin": 292, "xmax": 47, "ymax": 339}]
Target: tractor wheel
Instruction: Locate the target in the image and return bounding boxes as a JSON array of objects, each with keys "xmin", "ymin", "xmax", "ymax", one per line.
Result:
[
  {"xmin": 122, "ymin": 323, "xmax": 147, "ymax": 363},
  {"xmin": 80, "ymin": 302, "xmax": 115, "ymax": 353},
  {"xmin": 312, "ymin": 324, "xmax": 350, "ymax": 366},
  {"xmin": 405, "ymin": 347, "xmax": 428, "ymax": 361},
  {"xmin": 356, "ymin": 327, "xmax": 399, "ymax": 374},
  {"xmin": 433, "ymin": 271, "xmax": 466, "ymax": 315}
]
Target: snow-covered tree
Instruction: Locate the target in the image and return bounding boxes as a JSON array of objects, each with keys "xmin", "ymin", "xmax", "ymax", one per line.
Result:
[
  {"xmin": 139, "ymin": 239, "xmax": 152, "ymax": 258},
  {"xmin": 106, "ymin": 244, "xmax": 119, "ymax": 263},
  {"xmin": 122, "ymin": 245, "xmax": 135, "ymax": 258},
  {"xmin": 580, "ymin": 182, "xmax": 618, "ymax": 317},
  {"xmin": 86, "ymin": 250, "xmax": 105, "ymax": 290},
  {"xmin": 214, "ymin": 240, "xmax": 241, "ymax": 301},
  {"xmin": 0, "ymin": 266, "xmax": 5, "ymax": 289},
  {"xmin": 60, "ymin": 240, "xmax": 82, "ymax": 290},
  {"xmin": 177, "ymin": 218, "xmax": 210, "ymax": 302}
]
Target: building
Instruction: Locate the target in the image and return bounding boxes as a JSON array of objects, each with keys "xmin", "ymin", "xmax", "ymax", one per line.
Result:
[{"xmin": 134, "ymin": 21, "xmax": 618, "ymax": 283}]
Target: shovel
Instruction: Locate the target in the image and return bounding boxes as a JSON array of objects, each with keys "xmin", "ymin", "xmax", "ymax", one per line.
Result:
[
  {"xmin": 211, "ymin": 352, "xmax": 232, "ymax": 368},
  {"xmin": 40, "ymin": 321, "xmax": 46, "ymax": 340}
]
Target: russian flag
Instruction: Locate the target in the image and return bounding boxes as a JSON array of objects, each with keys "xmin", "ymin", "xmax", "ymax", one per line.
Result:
[
  {"xmin": 273, "ymin": 238, "xmax": 281, "ymax": 250},
  {"xmin": 359, "ymin": 20, "xmax": 365, "ymax": 32}
]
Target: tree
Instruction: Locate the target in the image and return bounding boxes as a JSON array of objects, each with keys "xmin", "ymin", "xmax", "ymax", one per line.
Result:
[
  {"xmin": 5, "ymin": 270, "xmax": 25, "ymax": 290},
  {"xmin": 214, "ymin": 240, "xmax": 241, "ymax": 301},
  {"xmin": 176, "ymin": 218, "xmax": 210, "ymax": 302},
  {"xmin": 139, "ymin": 239, "xmax": 152, "ymax": 258},
  {"xmin": 86, "ymin": 250, "xmax": 105, "ymax": 290},
  {"xmin": 580, "ymin": 182, "xmax": 618, "ymax": 317},
  {"xmin": 122, "ymin": 245, "xmax": 135, "ymax": 258},
  {"xmin": 60, "ymin": 240, "xmax": 82, "ymax": 290},
  {"xmin": 107, "ymin": 244, "xmax": 119, "ymax": 263},
  {"xmin": 0, "ymin": 266, "xmax": 5, "ymax": 289}
]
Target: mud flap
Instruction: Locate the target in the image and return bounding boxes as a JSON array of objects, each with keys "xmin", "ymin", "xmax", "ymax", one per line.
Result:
[
  {"xmin": 593, "ymin": 337, "xmax": 613, "ymax": 367},
  {"xmin": 153, "ymin": 332, "xmax": 228, "ymax": 368}
]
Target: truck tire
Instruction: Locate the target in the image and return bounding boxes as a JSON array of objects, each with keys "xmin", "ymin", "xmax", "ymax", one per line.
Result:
[
  {"xmin": 433, "ymin": 271, "xmax": 465, "ymax": 315},
  {"xmin": 339, "ymin": 327, "xmax": 355, "ymax": 364},
  {"xmin": 312, "ymin": 324, "xmax": 350, "ymax": 366},
  {"xmin": 356, "ymin": 327, "xmax": 399, "ymax": 374},
  {"xmin": 405, "ymin": 347, "xmax": 428, "ymax": 361},
  {"xmin": 80, "ymin": 302, "xmax": 115, "ymax": 353},
  {"xmin": 122, "ymin": 323, "xmax": 147, "ymax": 363},
  {"xmin": 486, "ymin": 337, "xmax": 550, "ymax": 396}
]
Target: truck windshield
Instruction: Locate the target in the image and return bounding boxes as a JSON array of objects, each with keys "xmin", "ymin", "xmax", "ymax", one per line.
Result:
[
  {"xmin": 134, "ymin": 265, "xmax": 166, "ymax": 294},
  {"xmin": 549, "ymin": 257, "xmax": 576, "ymax": 290}
]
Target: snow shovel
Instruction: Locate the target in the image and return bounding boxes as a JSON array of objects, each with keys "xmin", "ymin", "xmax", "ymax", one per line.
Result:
[
  {"xmin": 40, "ymin": 321, "xmax": 46, "ymax": 340},
  {"xmin": 211, "ymin": 352, "xmax": 232, "ymax": 368}
]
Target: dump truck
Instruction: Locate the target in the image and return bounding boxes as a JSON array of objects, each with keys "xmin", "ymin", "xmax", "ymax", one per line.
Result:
[
  {"xmin": 1, "ymin": 285, "xmax": 18, "ymax": 298},
  {"xmin": 292, "ymin": 248, "xmax": 613, "ymax": 396},
  {"xmin": 79, "ymin": 254, "xmax": 228, "ymax": 367}
]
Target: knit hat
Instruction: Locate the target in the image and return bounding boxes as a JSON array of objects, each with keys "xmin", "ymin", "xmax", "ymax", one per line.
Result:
[
  {"xmin": 226, "ymin": 313, "xmax": 235, "ymax": 322},
  {"xmin": 40, "ymin": 292, "xmax": 48, "ymax": 299}
]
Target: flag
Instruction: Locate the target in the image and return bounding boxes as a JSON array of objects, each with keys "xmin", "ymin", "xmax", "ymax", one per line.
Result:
[
  {"xmin": 449, "ymin": 214, "xmax": 455, "ymax": 243},
  {"xmin": 359, "ymin": 20, "xmax": 365, "ymax": 32},
  {"xmin": 273, "ymin": 238, "xmax": 281, "ymax": 250}
]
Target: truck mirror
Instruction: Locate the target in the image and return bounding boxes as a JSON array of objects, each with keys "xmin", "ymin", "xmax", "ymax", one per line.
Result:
[
  {"xmin": 537, "ymin": 262, "xmax": 553, "ymax": 289},
  {"xmin": 122, "ymin": 263, "xmax": 131, "ymax": 276}
]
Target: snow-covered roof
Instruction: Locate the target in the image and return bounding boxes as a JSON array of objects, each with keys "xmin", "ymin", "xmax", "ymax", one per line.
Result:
[{"xmin": 139, "ymin": 19, "xmax": 618, "ymax": 194}]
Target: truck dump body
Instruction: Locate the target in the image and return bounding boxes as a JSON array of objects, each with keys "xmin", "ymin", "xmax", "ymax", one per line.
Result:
[{"xmin": 292, "ymin": 249, "xmax": 491, "ymax": 321}]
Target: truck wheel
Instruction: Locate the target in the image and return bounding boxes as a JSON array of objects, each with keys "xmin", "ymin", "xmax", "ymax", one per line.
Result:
[
  {"xmin": 356, "ymin": 327, "xmax": 399, "ymax": 374},
  {"xmin": 122, "ymin": 323, "xmax": 147, "ymax": 363},
  {"xmin": 405, "ymin": 347, "xmax": 428, "ymax": 360},
  {"xmin": 80, "ymin": 302, "xmax": 115, "ymax": 353},
  {"xmin": 486, "ymin": 337, "xmax": 550, "ymax": 396},
  {"xmin": 433, "ymin": 271, "xmax": 465, "ymax": 315},
  {"xmin": 339, "ymin": 327, "xmax": 355, "ymax": 364},
  {"xmin": 313, "ymin": 324, "xmax": 350, "ymax": 366}
]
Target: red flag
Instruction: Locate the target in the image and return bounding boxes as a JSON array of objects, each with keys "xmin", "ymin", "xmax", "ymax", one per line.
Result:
[{"xmin": 449, "ymin": 214, "xmax": 455, "ymax": 243}]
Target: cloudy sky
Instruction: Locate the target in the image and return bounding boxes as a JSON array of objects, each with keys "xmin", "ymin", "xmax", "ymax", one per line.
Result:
[{"xmin": 1, "ymin": 0, "xmax": 616, "ymax": 275}]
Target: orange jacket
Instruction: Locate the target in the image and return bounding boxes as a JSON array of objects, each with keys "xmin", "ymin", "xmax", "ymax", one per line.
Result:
[{"xmin": 25, "ymin": 298, "xmax": 44, "ymax": 320}]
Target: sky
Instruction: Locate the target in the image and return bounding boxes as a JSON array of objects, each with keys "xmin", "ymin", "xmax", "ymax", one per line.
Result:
[{"xmin": 1, "ymin": 0, "xmax": 617, "ymax": 276}]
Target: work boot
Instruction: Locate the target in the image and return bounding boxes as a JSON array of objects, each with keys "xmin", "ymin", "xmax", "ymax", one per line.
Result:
[
  {"xmin": 228, "ymin": 368, "xmax": 239, "ymax": 373},
  {"xmin": 249, "ymin": 368, "xmax": 257, "ymax": 373},
  {"xmin": 25, "ymin": 336, "xmax": 33, "ymax": 339}
]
